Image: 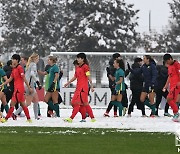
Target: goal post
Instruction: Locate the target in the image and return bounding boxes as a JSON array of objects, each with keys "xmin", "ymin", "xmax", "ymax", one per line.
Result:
[{"xmin": 51, "ymin": 51, "xmax": 180, "ymax": 56}]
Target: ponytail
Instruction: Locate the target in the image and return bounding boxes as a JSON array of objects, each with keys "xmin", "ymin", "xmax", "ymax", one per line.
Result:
[{"xmin": 26, "ymin": 53, "xmax": 39, "ymax": 70}]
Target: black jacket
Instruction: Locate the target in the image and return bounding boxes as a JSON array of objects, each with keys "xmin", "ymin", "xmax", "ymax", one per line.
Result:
[
  {"xmin": 156, "ymin": 65, "xmax": 168, "ymax": 90},
  {"xmin": 106, "ymin": 59, "xmax": 116, "ymax": 89},
  {"xmin": 129, "ymin": 62, "xmax": 143, "ymax": 90}
]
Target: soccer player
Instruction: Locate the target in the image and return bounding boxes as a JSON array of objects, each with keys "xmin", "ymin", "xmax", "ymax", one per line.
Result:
[
  {"xmin": 105, "ymin": 59, "xmax": 125, "ymax": 117},
  {"xmin": 43, "ymin": 56, "xmax": 60, "ymax": 117},
  {"xmin": 0, "ymin": 54, "xmax": 32, "ymax": 123},
  {"xmin": 104, "ymin": 53, "xmax": 120, "ymax": 117},
  {"xmin": 0, "ymin": 61, "xmax": 9, "ymax": 115},
  {"xmin": 64, "ymin": 53, "xmax": 96, "ymax": 123},
  {"xmin": 155, "ymin": 62, "xmax": 171, "ymax": 117},
  {"xmin": 73, "ymin": 59, "xmax": 88, "ymax": 121},
  {"xmin": 1, "ymin": 60, "xmax": 22, "ymax": 114},
  {"xmin": 12, "ymin": 53, "xmax": 42, "ymax": 120},
  {"xmin": 127, "ymin": 57, "xmax": 145, "ymax": 117},
  {"xmin": 1, "ymin": 60, "xmax": 13, "ymax": 113},
  {"xmin": 128, "ymin": 55, "xmax": 158, "ymax": 117},
  {"xmin": 163, "ymin": 53, "xmax": 180, "ymax": 122}
]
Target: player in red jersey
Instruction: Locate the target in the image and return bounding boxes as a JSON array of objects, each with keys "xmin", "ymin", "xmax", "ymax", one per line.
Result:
[
  {"xmin": 64, "ymin": 53, "xmax": 96, "ymax": 122},
  {"xmin": 163, "ymin": 53, "xmax": 180, "ymax": 122},
  {"xmin": 0, "ymin": 54, "xmax": 32, "ymax": 123}
]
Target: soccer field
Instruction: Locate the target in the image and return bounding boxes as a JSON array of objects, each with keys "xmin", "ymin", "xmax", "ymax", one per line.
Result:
[
  {"xmin": 0, "ymin": 102, "xmax": 178, "ymax": 153},
  {"xmin": 0, "ymin": 127, "xmax": 176, "ymax": 154}
]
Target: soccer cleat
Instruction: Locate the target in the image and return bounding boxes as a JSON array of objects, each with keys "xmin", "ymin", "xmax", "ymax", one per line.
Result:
[
  {"xmin": 164, "ymin": 113, "xmax": 173, "ymax": 117},
  {"xmin": 150, "ymin": 114, "xmax": 156, "ymax": 118},
  {"xmin": 123, "ymin": 107, "xmax": 127, "ymax": 116},
  {"xmin": 172, "ymin": 113, "xmax": 180, "ymax": 122},
  {"xmin": 26, "ymin": 119, "xmax": 32, "ymax": 123},
  {"xmin": 91, "ymin": 118, "xmax": 96, "ymax": 122},
  {"xmin": 104, "ymin": 113, "xmax": 110, "ymax": 117},
  {"xmin": 64, "ymin": 118, "xmax": 73, "ymax": 123},
  {"xmin": 141, "ymin": 115, "xmax": 148, "ymax": 117},
  {"xmin": 52, "ymin": 112, "xmax": 57, "ymax": 118},
  {"xmin": 114, "ymin": 115, "xmax": 118, "ymax": 117},
  {"xmin": 12, "ymin": 113, "xmax": 17, "ymax": 120},
  {"xmin": 127, "ymin": 114, "xmax": 131, "ymax": 117},
  {"xmin": 0, "ymin": 118, "xmax": 7, "ymax": 123},
  {"xmin": 47, "ymin": 110, "xmax": 54, "ymax": 117},
  {"xmin": 80, "ymin": 119, "xmax": 86, "ymax": 122}
]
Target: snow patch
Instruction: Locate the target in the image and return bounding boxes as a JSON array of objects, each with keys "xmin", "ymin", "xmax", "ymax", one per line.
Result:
[
  {"xmin": 84, "ymin": 27, "xmax": 94, "ymax": 37},
  {"xmin": 98, "ymin": 37, "xmax": 106, "ymax": 46}
]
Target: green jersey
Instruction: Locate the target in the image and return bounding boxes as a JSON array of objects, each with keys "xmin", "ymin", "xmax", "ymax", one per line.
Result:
[
  {"xmin": 115, "ymin": 68, "xmax": 125, "ymax": 91},
  {"xmin": 45, "ymin": 65, "xmax": 51, "ymax": 91},
  {"xmin": 47, "ymin": 64, "xmax": 60, "ymax": 90},
  {"xmin": 0, "ymin": 68, "xmax": 6, "ymax": 90}
]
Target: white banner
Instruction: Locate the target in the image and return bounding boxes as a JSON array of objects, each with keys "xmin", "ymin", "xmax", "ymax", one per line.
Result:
[{"xmin": 60, "ymin": 88, "xmax": 111, "ymax": 106}]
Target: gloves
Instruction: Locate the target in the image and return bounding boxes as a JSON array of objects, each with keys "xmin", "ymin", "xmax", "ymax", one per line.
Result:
[
  {"xmin": 36, "ymin": 81, "xmax": 42, "ymax": 90},
  {"xmin": 48, "ymin": 82, "xmax": 56, "ymax": 92},
  {"xmin": 127, "ymin": 62, "xmax": 131, "ymax": 70}
]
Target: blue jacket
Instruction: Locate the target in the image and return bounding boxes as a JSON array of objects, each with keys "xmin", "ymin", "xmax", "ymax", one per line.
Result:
[{"xmin": 131, "ymin": 61, "xmax": 157, "ymax": 87}]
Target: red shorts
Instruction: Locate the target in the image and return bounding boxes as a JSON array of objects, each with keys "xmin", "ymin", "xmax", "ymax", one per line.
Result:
[
  {"xmin": 11, "ymin": 89, "xmax": 25, "ymax": 103},
  {"xmin": 71, "ymin": 89, "xmax": 88, "ymax": 106},
  {"xmin": 167, "ymin": 86, "xmax": 180, "ymax": 101}
]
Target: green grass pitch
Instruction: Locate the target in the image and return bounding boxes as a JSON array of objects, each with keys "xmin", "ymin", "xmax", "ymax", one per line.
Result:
[{"xmin": 0, "ymin": 127, "xmax": 176, "ymax": 154}]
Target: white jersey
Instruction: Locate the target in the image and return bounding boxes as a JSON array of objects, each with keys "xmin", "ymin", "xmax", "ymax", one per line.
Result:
[{"xmin": 25, "ymin": 62, "xmax": 39, "ymax": 93}]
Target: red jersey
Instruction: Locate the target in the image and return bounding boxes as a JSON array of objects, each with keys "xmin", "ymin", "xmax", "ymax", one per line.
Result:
[
  {"xmin": 168, "ymin": 60, "xmax": 180, "ymax": 88},
  {"xmin": 11, "ymin": 64, "xmax": 25, "ymax": 90},
  {"xmin": 75, "ymin": 64, "xmax": 90, "ymax": 92}
]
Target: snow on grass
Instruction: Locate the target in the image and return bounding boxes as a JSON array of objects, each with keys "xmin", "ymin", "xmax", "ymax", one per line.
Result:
[{"xmin": 0, "ymin": 102, "xmax": 179, "ymax": 133}]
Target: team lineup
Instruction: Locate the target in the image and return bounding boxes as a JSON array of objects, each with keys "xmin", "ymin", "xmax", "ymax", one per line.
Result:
[{"xmin": 0, "ymin": 52, "xmax": 179, "ymax": 123}]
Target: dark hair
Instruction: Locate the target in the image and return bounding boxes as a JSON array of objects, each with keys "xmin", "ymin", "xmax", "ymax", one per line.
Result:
[
  {"xmin": 144, "ymin": 55, "xmax": 154, "ymax": 62},
  {"xmin": 7, "ymin": 60, "xmax": 12, "ymax": 66},
  {"xmin": 77, "ymin": 52, "xmax": 89, "ymax": 65},
  {"xmin": 113, "ymin": 53, "xmax": 121, "ymax": 59},
  {"xmin": 73, "ymin": 60, "xmax": 78, "ymax": 66},
  {"xmin": 115, "ymin": 59, "xmax": 125, "ymax": 71},
  {"xmin": 134, "ymin": 57, "xmax": 142, "ymax": 63},
  {"xmin": 163, "ymin": 53, "xmax": 173, "ymax": 62},
  {"xmin": 21, "ymin": 55, "xmax": 28, "ymax": 61},
  {"xmin": 12, "ymin": 54, "xmax": 21, "ymax": 62}
]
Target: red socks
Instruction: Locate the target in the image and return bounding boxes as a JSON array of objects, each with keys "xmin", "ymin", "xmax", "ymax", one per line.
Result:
[
  {"xmin": 168, "ymin": 100, "xmax": 178, "ymax": 114},
  {"xmin": 85, "ymin": 105, "xmax": 94, "ymax": 119},
  {"xmin": 22, "ymin": 106, "xmax": 31, "ymax": 119},
  {"xmin": 79, "ymin": 106, "xmax": 86, "ymax": 119},
  {"xmin": 5, "ymin": 107, "xmax": 14, "ymax": 119},
  {"xmin": 70, "ymin": 105, "xmax": 80, "ymax": 119}
]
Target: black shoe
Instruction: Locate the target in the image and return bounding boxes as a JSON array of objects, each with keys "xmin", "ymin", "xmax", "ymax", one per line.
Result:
[{"xmin": 12, "ymin": 113, "xmax": 17, "ymax": 120}]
